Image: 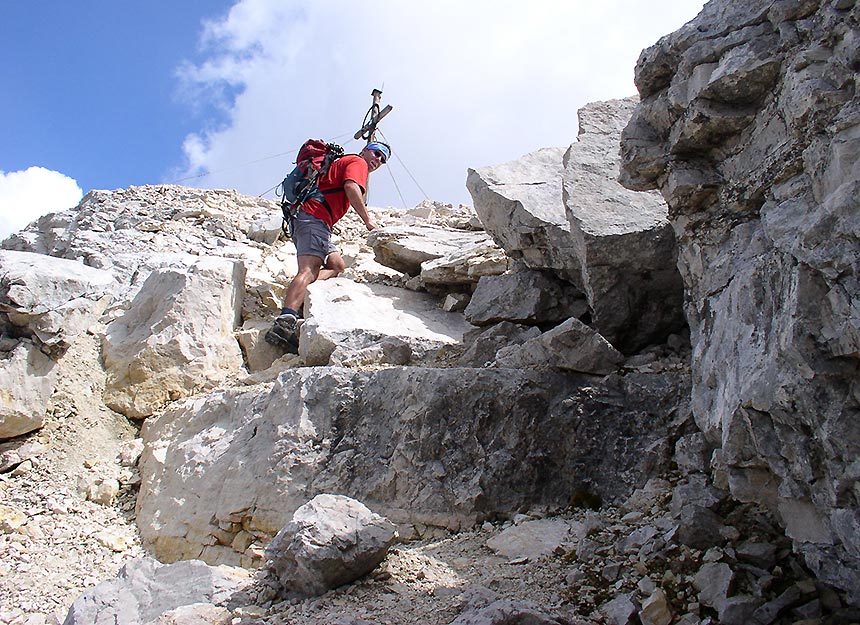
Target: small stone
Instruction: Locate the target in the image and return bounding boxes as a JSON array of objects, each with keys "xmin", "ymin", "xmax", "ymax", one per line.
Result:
[
  {"xmin": 87, "ymin": 479, "xmax": 120, "ymax": 506},
  {"xmin": 117, "ymin": 439, "xmax": 145, "ymax": 466},
  {"xmin": 703, "ymin": 547, "xmax": 724, "ymax": 562},
  {"xmin": 640, "ymin": 588, "xmax": 673, "ymax": 625},
  {"xmin": 638, "ymin": 577, "xmax": 657, "ymax": 595},
  {"xmin": 10, "ymin": 459, "xmax": 33, "ymax": 476},
  {"xmin": 621, "ymin": 511, "xmax": 644, "ymax": 523},
  {"xmin": 0, "ymin": 504, "xmax": 28, "ymax": 533},
  {"xmin": 95, "ymin": 528, "xmax": 131, "ymax": 552}
]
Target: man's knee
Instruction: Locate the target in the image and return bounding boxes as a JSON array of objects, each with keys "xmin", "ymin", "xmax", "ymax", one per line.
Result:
[{"xmin": 326, "ymin": 255, "xmax": 346, "ymax": 274}]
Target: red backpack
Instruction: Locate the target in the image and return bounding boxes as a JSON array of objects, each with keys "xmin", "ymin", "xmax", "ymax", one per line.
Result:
[{"xmin": 277, "ymin": 139, "xmax": 345, "ymax": 236}]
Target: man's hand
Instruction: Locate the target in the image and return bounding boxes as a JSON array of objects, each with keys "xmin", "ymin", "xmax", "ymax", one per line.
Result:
[{"xmin": 344, "ymin": 180, "xmax": 378, "ymax": 232}]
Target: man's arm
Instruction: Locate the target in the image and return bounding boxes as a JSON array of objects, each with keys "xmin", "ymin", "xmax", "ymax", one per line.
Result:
[{"xmin": 344, "ymin": 180, "xmax": 378, "ymax": 230}]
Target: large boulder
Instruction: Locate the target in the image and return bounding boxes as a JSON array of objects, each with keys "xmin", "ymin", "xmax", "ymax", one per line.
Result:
[
  {"xmin": 466, "ymin": 148, "xmax": 581, "ymax": 286},
  {"xmin": 619, "ymin": 0, "xmax": 860, "ymax": 604},
  {"xmin": 0, "ymin": 341, "xmax": 57, "ymax": 439},
  {"xmin": 0, "ymin": 249, "xmax": 115, "ymax": 349},
  {"xmin": 136, "ymin": 366, "xmax": 689, "ymax": 566},
  {"xmin": 563, "ymin": 98, "xmax": 685, "ymax": 353},
  {"xmin": 265, "ymin": 494, "xmax": 397, "ymax": 597},
  {"xmin": 299, "ymin": 277, "xmax": 474, "ymax": 366},
  {"xmin": 102, "ymin": 257, "xmax": 245, "ymax": 418}
]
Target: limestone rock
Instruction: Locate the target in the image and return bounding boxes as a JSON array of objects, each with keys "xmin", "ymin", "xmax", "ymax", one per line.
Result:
[
  {"xmin": 464, "ymin": 270, "xmax": 587, "ymax": 327},
  {"xmin": 247, "ymin": 212, "xmax": 283, "ymax": 245},
  {"xmin": 467, "ymin": 148, "xmax": 581, "ymax": 285},
  {"xmin": 676, "ymin": 505, "xmax": 726, "ymax": 550},
  {"xmin": 669, "ymin": 473, "xmax": 727, "ymax": 517},
  {"xmin": 420, "ymin": 240, "xmax": 510, "ymax": 286},
  {"xmin": 563, "ymin": 98, "xmax": 685, "ymax": 353},
  {"xmin": 620, "ymin": 0, "xmax": 860, "ymax": 604},
  {"xmin": 0, "ymin": 438, "xmax": 45, "ymax": 472},
  {"xmin": 299, "ymin": 278, "xmax": 474, "ymax": 366},
  {"xmin": 236, "ymin": 320, "xmax": 284, "ymax": 373},
  {"xmin": 485, "ymin": 519, "xmax": 571, "ymax": 560},
  {"xmin": 62, "ymin": 557, "xmax": 253, "ymax": 625},
  {"xmin": 0, "ymin": 503, "xmax": 28, "ymax": 533},
  {"xmin": 693, "ymin": 562, "xmax": 734, "ymax": 609},
  {"xmin": 265, "ymin": 494, "xmax": 397, "ymax": 597},
  {"xmin": 102, "ymin": 257, "xmax": 245, "ymax": 418},
  {"xmin": 639, "ymin": 588, "xmax": 672, "ymax": 625},
  {"xmin": 0, "ymin": 341, "xmax": 57, "ymax": 439},
  {"xmin": 0, "ymin": 249, "xmax": 115, "ymax": 349},
  {"xmin": 136, "ymin": 366, "xmax": 688, "ymax": 565},
  {"xmin": 673, "ymin": 433, "xmax": 712, "ymax": 475},
  {"xmin": 368, "ymin": 225, "xmax": 495, "ymax": 276},
  {"xmin": 494, "ymin": 317, "xmax": 623, "ymax": 374}
]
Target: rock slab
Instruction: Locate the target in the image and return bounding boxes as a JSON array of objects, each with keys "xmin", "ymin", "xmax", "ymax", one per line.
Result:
[
  {"xmin": 136, "ymin": 366, "xmax": 689, "ymax": 566},
  {"xmin": 63, "ymin": 557, "xmax": 252, "ymax": 625},
  {"xmin": 300, "ymin": 278, "xmax": 474, "ymax": 366},
  {"xmin": 467, "ymin": 148, "xmax": 581, "ymax": 286}
]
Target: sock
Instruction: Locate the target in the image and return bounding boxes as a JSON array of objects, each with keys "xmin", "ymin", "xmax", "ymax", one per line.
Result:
[{"xmin": 280, "ymin": 307, "xmax": 300, "ymax": 318}]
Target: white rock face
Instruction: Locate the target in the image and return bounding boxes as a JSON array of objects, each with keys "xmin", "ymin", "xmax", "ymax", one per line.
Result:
[
  {"xmin": 0, "ymin": 342, "xmax": 57, "ymax": 439},
  {"xmin": 0, "ymin": 249, "xmax": 115, "ymax": 348},
  {"xmin": 265, "ymin": 494, "xmax": 397, "ymax": 597},
  {"xmin": 102, "ymin": 257, "xmax": 246, "ymax": 418},
  {"xmin": 299, "ymin": 277, "xmax": 474, "ymax": 366}
]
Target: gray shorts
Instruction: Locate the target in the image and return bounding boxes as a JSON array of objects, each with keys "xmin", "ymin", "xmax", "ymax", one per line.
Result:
[{"xmin": 293, "ymin": 210, "xmax": 337, "ymax": 259}]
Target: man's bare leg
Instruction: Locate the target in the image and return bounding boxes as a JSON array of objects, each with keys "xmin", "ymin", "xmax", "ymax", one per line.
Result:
[
  {"xmin": 282, "ymin": 254, "xmax": 325, "ymax": 313},
  {"xmin": 317, "ymin": 251, "xmax": 346, "ymax": 281}
]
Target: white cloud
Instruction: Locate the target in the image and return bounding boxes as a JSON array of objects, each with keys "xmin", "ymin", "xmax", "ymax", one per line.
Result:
[
  {"xmin": 173, "ymin": 0, "xmax": 705, "ymax": 209},
  {"xmin": 0, "ymin": 167, "xmax": 83, "ymax": 240}
]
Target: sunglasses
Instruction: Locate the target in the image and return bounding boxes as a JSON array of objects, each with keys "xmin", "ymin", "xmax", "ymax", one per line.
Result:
[{"xmin": 372, "ymin": 149, "xmax": 387, "ymax": 164}]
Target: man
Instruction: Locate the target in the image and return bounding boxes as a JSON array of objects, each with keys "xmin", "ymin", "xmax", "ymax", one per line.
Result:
[{"xmin": 265, "ymin": 141, "xmax": 390, "ymax": 351}]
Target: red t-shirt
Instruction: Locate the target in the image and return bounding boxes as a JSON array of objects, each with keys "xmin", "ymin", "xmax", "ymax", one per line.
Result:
[{"xmin": 302, "ymin": 154, "xmax": 369, "ymax": 228}]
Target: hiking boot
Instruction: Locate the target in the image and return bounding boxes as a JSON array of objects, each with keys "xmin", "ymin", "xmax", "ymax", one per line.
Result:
[{"xmin": 264, "ymin": 313, "xmax": 301, "ymax": 353}]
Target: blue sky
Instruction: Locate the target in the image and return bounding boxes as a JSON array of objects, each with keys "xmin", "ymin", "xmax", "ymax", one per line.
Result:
[
  {"xmin": 1, "ymin": 2, "xmax": 233, "ymax": 188},
  {"xmin": 1, "ymin": 1, "xmax": 706, "ymax": 239}
]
